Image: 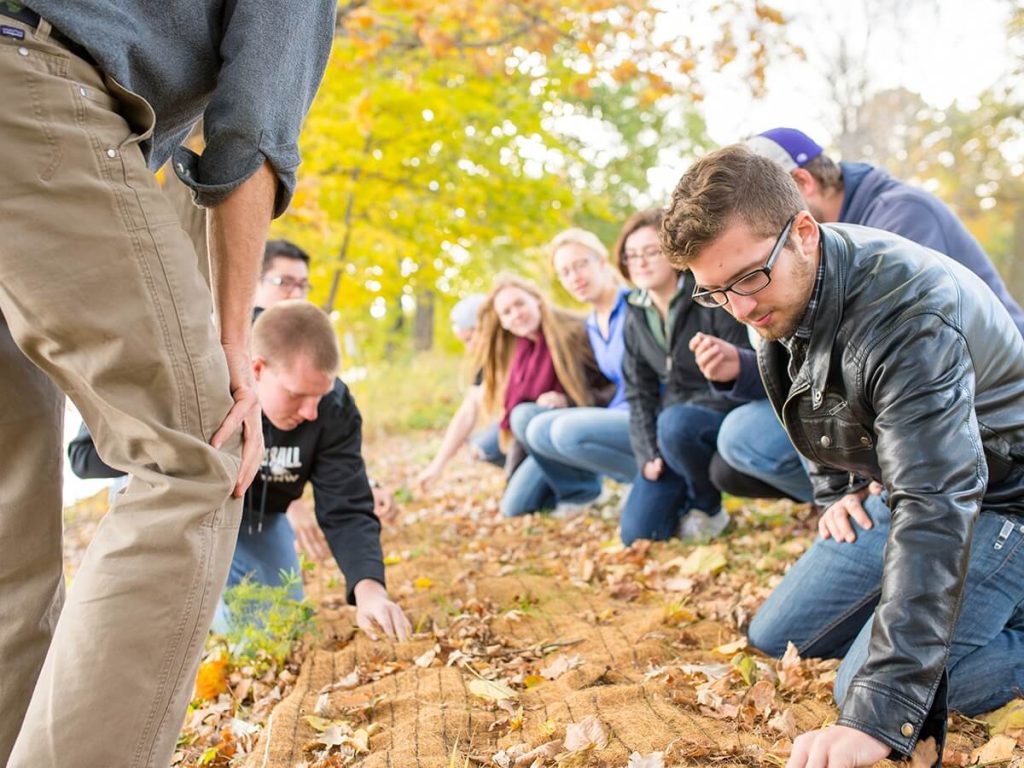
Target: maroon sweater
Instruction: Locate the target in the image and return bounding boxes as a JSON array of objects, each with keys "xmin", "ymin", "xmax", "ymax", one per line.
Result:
[{"xmin": 501, "ymin": 332, "xmax": 565, "ymax": 429}]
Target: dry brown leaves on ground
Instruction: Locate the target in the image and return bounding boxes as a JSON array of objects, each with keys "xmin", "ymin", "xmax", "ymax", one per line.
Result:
[{"xmin": 61, "ymin": 433, "xmax": 1020, "ymax": 767}]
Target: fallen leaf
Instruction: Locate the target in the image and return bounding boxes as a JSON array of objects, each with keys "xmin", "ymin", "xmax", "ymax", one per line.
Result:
[
  {"xmin": 414, "ymin": 648, "xmax": 437, "ymax": 667},
  {"xmin": 747, "ymin": 679, "xmax": 776, "ymax": 712},
  {"xmin": 303, "ymin": 715, "xmax": 335, "ymax": 732},
  {"xmin": 627, "ymin": 751, "xmax": 664, "ymax": 768},
  {"xmin": 512, "ymin": 739, "xmax": 563, "ymax": 767},
  {"xmin": 714, "ymin": 637, "xmax": 749, "ymax": 655},
  {"xmin": 350, "ymin": 727, "xmax": 372, "ymax": 753},
  {"xmin": 468, "ymin": 678, "xmax": 518, "ymax": 702},
  {"xmin": 539, "ymin": 654, "xmax": 581, "ymax": 680},
  {"xmin": 564, "ymin": 715, "xmax": 609, "ymax": 752},
  {"xmin": 678, "ymin": 662, "xmax": 733, "ymax": 681},
  {"xmin": 768, "ymin": 708, "xmax": 797, "ymax": 739},
  {"xmin": 523, "ymin": 674, "xmax": 545, "ymax": 689},
  {"xmin": 677, "ymin": 545, "xmax": 727, "ymax": 576},
  {"xmin": 320, "ymin": 668, "xmax": 361, "ymax": 692},
  {"xmin": 970, "ymin": 734, "xmax": 1017, "ymax": 764},
  {"xmin": 194, "ymin": 658, "xmax": 230, "ymax": 701},
  {"xmin": 314, "ymin": 692, "xmax": 330, "ymax": 716},
  {"xmin": 910, "ymin": 738, "xmax": 938, "ymax": 768},
  {"xmin": 317, "ymin": 723, "xmax": 350, "ymax": 747},
  {"xmin": 662, "ymin": 577, "xmax": 695, "ymax": 593},
  {"xmin": 731, "ymin": 653, "xmax": 758, "ymax": 686},
  {"xmin": 981, "ymin": 698, "xmax": 1024, "ymax": 736}
]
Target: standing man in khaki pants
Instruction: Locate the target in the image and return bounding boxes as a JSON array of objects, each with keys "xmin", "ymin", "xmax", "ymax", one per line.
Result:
[{"xmin": 0, "ymin": 3, "xmax": 335, "ymax": 766}]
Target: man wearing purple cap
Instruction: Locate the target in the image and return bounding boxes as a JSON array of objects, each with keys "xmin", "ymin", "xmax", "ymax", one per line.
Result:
[{"xmin": 694, "ymin": 126, "xmax": 1024, "ymax": 508}]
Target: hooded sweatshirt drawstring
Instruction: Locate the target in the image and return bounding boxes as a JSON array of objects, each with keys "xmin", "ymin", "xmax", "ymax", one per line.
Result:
[{"xmin": 248, "ymin": 421, "xmax": 272, "ymax": 534}]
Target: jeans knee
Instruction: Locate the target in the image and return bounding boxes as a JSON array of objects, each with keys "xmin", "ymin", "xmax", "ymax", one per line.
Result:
[
  {"xmin": 509, "ymin": 402, "xmax": 544, "ymax": 443},
  {"xmin": 547, "ymin": 418, "xmax": 583, "ymax": 457},
  {"xmin": 524, "ymin": 417, "xmax": 552, "ymax": 456},
  {"xmin": 715, "ymin": 410, "xmax": 746, "ymax": 467},
  {"xmin": 746, "ymin": 611, "xmax": 791, "ymax": 658}
]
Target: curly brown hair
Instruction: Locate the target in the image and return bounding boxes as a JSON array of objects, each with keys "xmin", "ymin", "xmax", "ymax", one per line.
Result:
[{"xmin": 660, "ymin": 145, "xmax": 804, "ymax": 269}]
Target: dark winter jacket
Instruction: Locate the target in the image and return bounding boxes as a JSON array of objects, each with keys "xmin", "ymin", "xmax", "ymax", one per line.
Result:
[
  {"xmin": 758, "ymin": 223, "xmax": 1024, "ymax": 760},
  {"xmin": 622, "ymin": 273, "xmax": 750, "ymax": 465},
  {"xmin": 68, "ymin": 378, "xmax": 383, "ymax": 605}
]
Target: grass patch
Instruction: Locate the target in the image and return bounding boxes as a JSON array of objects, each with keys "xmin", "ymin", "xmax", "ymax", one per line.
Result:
[{"xmin": 347, "ymin": 350, "xmax": 467, "ymax": 436}]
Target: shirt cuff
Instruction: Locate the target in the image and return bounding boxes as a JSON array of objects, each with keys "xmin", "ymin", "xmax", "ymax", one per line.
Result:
[{"xmin": 171, "ymin": 136, "xmax": 300, "ymax": 217}]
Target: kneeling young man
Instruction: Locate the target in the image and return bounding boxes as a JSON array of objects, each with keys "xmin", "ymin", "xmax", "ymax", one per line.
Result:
[
  {"xmin": 71, "ymin": 301, "xmax": 410, "ymax": 641},
  {"xmin": 661, "ymin": 145, "xmax": 1024, "ymax": 766}
]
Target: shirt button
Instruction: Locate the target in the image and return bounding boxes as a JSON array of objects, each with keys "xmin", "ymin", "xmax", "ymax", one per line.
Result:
[
  {"xmin": 900, "ymin": 722, "xmax": 914, "ymax": 738},
  {"xmin": 18, "ymin": 46, "xmax": 29, "ymax": 56},
  {"xmin": 106, "ymin": 148, "xmax": 117, "ymax": 158},
  {"xmin": 820, "ymin": 435, "xmax": 832, "ymax": 448},
  {"xmin": 861, "ymin": 436, "xmax": 871, "ymax": 446},
  {"xmin": 79, "ymin": 86, "xmax": 87, "ymax": 96}
]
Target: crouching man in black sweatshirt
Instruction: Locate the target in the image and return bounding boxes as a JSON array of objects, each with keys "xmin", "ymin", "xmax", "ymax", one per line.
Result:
[{"xmin": 69, "ymin": 301, "xmax": 410, "ymax": 641}]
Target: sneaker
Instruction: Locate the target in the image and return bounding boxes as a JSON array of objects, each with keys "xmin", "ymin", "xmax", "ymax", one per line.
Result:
[
  {"xmin": 678, "ymin": 507, "xmax": 731, "ymax": 541},
  {"xmin": 551, "ymin": 502, "xmax": 589, "ymax": 520}
]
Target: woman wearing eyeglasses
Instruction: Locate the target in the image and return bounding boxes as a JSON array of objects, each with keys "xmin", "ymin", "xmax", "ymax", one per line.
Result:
[{"xmin": 617, "ymin": 209, "xmax": 751, "ymax": 544}]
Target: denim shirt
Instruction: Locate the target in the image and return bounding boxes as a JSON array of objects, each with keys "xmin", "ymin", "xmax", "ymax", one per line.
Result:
[
  {"xmin": 24, "ymin": 1, "xmax": 335, "ymax": 216},
  {"xmin": 586, "ymin": 288, "xmax": 630, "ymax": 411}
]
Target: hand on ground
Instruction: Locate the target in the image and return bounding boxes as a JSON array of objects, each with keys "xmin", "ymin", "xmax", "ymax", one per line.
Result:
[
  {"xmin": 286, "ymin": 500, "xmax": 331, "ymax": 561},
  {"xmin": 787, "ymin": 725, "xmax": 890, "ymax": 768},
  {"xmin": 354, "ymin": 579, "xmax": 412, "ymax": 642},
  {"xmin": 415, "ymin": 462, "xmax": 442, "ymax": 493},
  {"xmin": 689, "ymin": 332, "xmax": 741, "ymax": 383},
  {"xmin": 373, "ymin": 485, "xmax": 398, "ymax": 524}
]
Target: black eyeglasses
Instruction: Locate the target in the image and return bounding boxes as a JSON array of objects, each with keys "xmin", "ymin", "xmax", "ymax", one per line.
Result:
[
  {"xmin": 691, "ymin": 214, "xmax": 797, "ymax": 308},
  {"xmin": 263, "ymin": 275, "xmax": 312, "ymax": 293}
]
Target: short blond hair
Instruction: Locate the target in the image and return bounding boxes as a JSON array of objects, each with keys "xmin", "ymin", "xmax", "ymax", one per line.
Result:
[
  {"xmin": 252, "ymin": 300, "xmax": 340, "ymax": 374},
  {"xmin": 548, "ymin": 227, "xmax": 609, "ymax": 263}
]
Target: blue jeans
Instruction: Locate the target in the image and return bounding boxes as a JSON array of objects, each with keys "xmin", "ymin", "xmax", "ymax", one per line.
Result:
[
  {"xmin": 716, "ymin": 399, "xmax": 813, "ymax": 502},
  {"xmin": 212, "ymin": 512, "xmax": 303, "ymax": 632},
  {"xmin": 620, "ymin": 403, "xmax": 726, "ymax": 544},
  {"xmin": 470, "ymin": 421, "xmax": 505, "ymax": 467},
  {"xmin": 528, "ymin": 407, "xmax": 635, "ymax": 482},
  {"xmin": 748, "ymin": 495, "xmax": 1024, "ymax": 715},
  {"xmin": 501, "ymin": 403, "xmax": 604, "ymax": 516}
]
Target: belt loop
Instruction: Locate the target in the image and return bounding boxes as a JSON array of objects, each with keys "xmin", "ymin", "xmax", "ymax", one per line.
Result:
[{"xmin": 34, "ymin": 17, "xmax": 53, "ymax": 41}]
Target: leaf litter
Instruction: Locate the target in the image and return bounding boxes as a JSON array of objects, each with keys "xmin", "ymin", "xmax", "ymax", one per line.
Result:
[{"xmin": 59, "ymin": 433, "xmax": 1016, "ymax": 766}]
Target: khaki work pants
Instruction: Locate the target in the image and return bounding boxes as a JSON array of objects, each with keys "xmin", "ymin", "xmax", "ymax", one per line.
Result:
[{"xmin": 0, "ymin": 19, "xmax": 242, "ymax": 768}]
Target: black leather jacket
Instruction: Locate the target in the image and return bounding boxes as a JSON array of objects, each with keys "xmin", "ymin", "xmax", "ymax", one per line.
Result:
[{"xmin": 758, "ymin": 224, "xmax": 1024, "ymax": 760}]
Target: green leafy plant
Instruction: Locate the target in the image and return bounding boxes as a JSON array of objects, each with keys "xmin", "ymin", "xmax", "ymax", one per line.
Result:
[{"xmin": 220, "ymin": 571, "xmax": 318, "ymax": 667}]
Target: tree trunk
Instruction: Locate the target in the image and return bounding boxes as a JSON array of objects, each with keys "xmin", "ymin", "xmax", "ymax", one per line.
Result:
[{"xmin": 413, "ymin": 289, "xmax": 435, "ymax": 351}]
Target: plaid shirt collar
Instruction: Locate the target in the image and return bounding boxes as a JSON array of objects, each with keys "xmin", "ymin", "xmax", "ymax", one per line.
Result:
[{"xmin": 791, "ymin": 248, "xmax": 826, "ymax": 342}]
